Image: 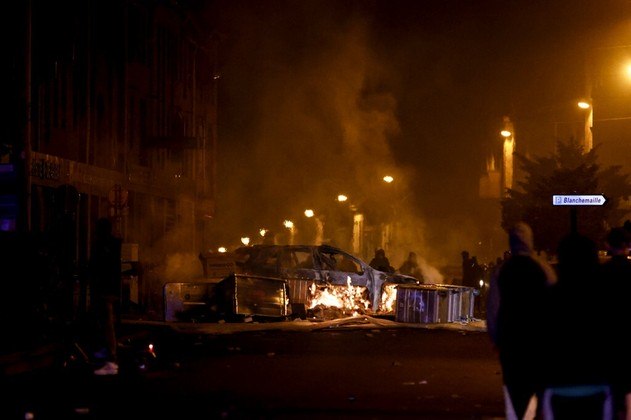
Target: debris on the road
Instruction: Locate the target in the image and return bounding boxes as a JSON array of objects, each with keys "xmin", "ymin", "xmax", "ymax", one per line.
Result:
[{"xmin": 149, "ymin": 315, "xmax": 486, "ymax": 335}]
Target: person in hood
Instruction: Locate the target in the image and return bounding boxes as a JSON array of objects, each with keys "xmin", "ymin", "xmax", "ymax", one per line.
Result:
[
  {"xmin": 538, "ymin": 232, "xmax": 614, "ymax": 419},
  {"xmin": 486, "ymin": 222, "xmax": 557, "ymax": 420},
  {"xmin": 398, "ymin": 251, "xmax": 423, "ymax": 281},
  {"xmin": 369, "ymin": 248, "xmax": 394, "ymax": 273},
  {"xmin": 600, "ymin": 227, "xmax": 631, "ymax": 418}
]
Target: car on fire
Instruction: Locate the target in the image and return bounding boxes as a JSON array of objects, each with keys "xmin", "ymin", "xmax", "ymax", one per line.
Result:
[
  {"xmin": 165, "ymin": 244, "xmax": 422, "ymax": 322},
  {"xmin": 226, "ymin": 244, "xmax": 421, "ymax": 316}
]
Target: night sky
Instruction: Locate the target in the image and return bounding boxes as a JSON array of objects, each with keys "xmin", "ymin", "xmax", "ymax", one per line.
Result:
[{"xmin": 199, "ymin": 0, "xmax": 631, "ymax": 265}]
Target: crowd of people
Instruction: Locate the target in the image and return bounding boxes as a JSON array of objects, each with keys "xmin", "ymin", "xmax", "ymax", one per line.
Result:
[{"xmin": 486, "ymin": 221, "xmax": 631, "ymax": 420}]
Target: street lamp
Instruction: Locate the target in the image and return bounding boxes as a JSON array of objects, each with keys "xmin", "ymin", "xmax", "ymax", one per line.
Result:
[
  {"xmin": 303, "ymin": 208, "xmax": 323, "ymax": 245},
  {"xmin": 500, "ymin": 116, "xmax": 515, "ymax": 195},
  {"xmin": 578, "ymin": 101, "xmax": 591, "ymax": 109},
  {"xmin": 283, "ymin": 219, "xmax": 295, "ymax": 245}
]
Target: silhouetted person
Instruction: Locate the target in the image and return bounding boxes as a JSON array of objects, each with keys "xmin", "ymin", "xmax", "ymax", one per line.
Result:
[
  {"xmin": 461, "ymin": 250, "xmax": 477, "ymax": 287},
  {"xmin": 89, "ymin": 218, "xmax": 122, "ymax": 375},
  {"xmin": 398, "ymin": 251, "xmax": 423, "ymax": 281},
  {"xmin": 369, "ymin": 248, "xmax": 394, "ymax": 273},
  {"xmin": 487, "ymin": 222, "xmax": 557, "ymax": 419},
  {"xmin": 598, "ymin": 227, "xmax": 631, "ymax": 418},
  {"xmin": 539, "ymin": 232, "xmax": 614, "ymax": 419}
]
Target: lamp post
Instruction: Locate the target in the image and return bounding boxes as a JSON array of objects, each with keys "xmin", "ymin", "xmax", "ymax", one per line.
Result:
[
  {"xmin": 583, "ymin": 45, "xmax": 631, "ymax": 154},
  {"xmin": 500, "ymin": 116, "xmax": 515, "ymax": 196},
  {"xmin": 283, "ymin": 219, "xmax": 295, "ymax": 245},
  {"xmin": 304, "ymin": 209, "xmax": 324, "ymax": 245},
  {"xmin": 577, "ymin": 100, "xmax": 593, "ymax": 152}
]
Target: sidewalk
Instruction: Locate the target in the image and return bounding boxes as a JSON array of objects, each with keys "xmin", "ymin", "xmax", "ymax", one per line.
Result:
[{"xmin": 0, "ymin": 314, "xmax": 160, "ymax": 377}]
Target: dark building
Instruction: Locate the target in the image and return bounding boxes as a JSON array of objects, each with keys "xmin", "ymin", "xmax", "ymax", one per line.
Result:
[{"xmin": 2, "ymin": 0, "xmax": 218, "ymax": 316}]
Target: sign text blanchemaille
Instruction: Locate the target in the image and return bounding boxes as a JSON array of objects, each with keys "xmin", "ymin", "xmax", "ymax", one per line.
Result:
[{"xmin": 552, "ymin": 195, "xmax": 607, "ymax": 206}]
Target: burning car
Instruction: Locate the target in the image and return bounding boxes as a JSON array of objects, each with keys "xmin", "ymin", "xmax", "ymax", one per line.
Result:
[
  {"xmin": 227, "ymin": 244, "xmax": 420, "ymax": 316},
  {"xmin": 164, "ymin": 245, "xmax": 421, "ymax": 322}
]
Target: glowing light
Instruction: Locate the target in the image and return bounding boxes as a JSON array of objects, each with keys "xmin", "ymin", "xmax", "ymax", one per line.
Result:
[
  {"xmin": 577, "ymin": 101, "xmax": 591, "ymax": 109},
  {"xmin": 383, "ymin": 175, "xmax": 394, "ymax": 183},
  {"xmin": 479, "ymin": 279, "xmax": 485, "ymax": 288},
  {"xmin": 241, "ymin": 237, "xmax": 250, "ymax": 246},
  {"xmin": 625, "ymin": 63, "xmax": 631, "ymax": 81},
  {"xmin": 259, "ymin": 228, "xmax": 267, "ymax": 237},
  {"xmin": 218, "ymin": 247, "xmax": 227, "ymax": 253},
  {"xmin": 304, "ymin": 209, "xmax": 314, "ymax": 218},
  {"xmin": 500, "ymin": 130, "xmax": 512, "ymax": 138},
  {"xmin": 308, "ymin": 277, "xmax": 370, "ymax": 312},
  {"xmin": 379, "ymin": 284, "xmax": 398, "ymax": 313},
  {"xmin": 283, "ymin": 220, "xmax": 294, "ymax": 229},
  {"xmin": 337, "ymin": 194, "xmax": 348, "ymax": 202}
]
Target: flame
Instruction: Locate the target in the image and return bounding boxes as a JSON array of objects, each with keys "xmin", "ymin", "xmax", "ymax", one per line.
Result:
[
  {"xmin": 308, "ymin": 277, "xmax": 370, "ymax": 313},
  {"xmin": 379, "ymin": 283, "xmax": 398, "ymax": 313}
]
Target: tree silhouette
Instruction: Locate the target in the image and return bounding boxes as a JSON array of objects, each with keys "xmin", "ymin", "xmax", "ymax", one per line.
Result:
[{"xmin": 501, "ymin": 138, "xmax": 631, "ymax": 254}]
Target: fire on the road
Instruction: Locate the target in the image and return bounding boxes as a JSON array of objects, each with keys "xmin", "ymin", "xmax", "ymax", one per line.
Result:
[
  {"xmin": 379, "ymin": 283, "xmax": 398, "ymax": 313},
  {"xmin": 308, "ymin": 277, "xmax": 370, "ymax": 315}
]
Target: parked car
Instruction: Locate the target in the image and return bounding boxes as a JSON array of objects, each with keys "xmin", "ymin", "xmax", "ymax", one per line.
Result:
[{"xmin": 228, "ymin": 244, "xmax": 420, "ymax": 314}]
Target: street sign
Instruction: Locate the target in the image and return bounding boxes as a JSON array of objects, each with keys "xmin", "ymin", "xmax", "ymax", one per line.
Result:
[{"xmin": 552, "ymin": 195, "xmax": 607, "ymax": 206}]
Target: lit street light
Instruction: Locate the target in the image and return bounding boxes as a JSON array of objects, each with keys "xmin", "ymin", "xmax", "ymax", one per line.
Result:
[
  {"xmin": 500, "ymin": 116, "xmax": 515, "ymax": 195},
  {"xmin": 283, "ymin": 219, "xmax": 295, "ymax": 245},
  {"xmin": 578, "ymin": 101, "xmax": 591, "ymax": 109},
  {"xmin": 303, "ymin": 209, "xmax": 323, "ymax": 245}
]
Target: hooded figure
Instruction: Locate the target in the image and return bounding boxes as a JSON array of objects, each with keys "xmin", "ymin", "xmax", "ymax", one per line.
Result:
[
  {"xmin": 486, "ymin": 222, "xmax": 556, "ymax": 420},
  {"xmin": 538, "ymin": 233, "xmax": 614, "ymax": 419}
]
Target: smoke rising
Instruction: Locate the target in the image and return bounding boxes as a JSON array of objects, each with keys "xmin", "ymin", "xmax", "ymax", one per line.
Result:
[{"xmin": 206, "ymin": 1, "xmax": 498, "ymax": 277}]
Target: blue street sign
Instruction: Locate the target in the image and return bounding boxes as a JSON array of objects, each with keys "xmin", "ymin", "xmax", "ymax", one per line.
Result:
[{"xmin": 552, "ymin": 195, "xmax": 607, "ymax": 206}]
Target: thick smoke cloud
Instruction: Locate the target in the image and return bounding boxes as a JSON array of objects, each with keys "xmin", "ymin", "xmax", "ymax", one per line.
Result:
[
  {"xmin": 199, "ymin": 0, "xmax": 631, "ymax": 274},
  {"xmin": 201, "ymin": 1, "xmax": 486, "ymax": 274}
]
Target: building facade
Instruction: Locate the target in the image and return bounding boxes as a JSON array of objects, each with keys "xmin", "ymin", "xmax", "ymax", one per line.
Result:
[{"xmin": 2, "ymin": 0, "xmax": 217, "ymax": 315}]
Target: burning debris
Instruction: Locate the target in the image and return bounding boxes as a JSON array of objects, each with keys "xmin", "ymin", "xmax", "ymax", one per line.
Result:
[
  {"xmin": 379, "ymin": 283, "xmax": 398, "ymax": 313},
  {"xmin": 307, "ymin": 277, "xmax": 370, "ymax": 319},
  {"xmin": 168, "ymin": 244, "xmax": 451, "ymax": 323}
]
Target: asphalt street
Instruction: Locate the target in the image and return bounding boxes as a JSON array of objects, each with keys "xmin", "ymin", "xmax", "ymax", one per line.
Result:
[{"xmin": 3, "ymin": 319, "xmax": 505, "ymax": 419}]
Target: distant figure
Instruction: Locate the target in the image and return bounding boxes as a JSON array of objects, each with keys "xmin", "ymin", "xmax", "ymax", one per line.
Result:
[
  {"xmin": 600, "ymin": 227, "xmax": 631, "ymax": 418},
  {"xmin": 539, "ymin": 232, "xmax": 614, "ymax": 419},
  {"xmin": 398, "ymin": 251, "xmax": 423, "ymax": 281},
  {"xmin": 89, "ymin": 217, "xmax": 122, "ymax": 375},
  {"xmin": 486, "ymin": 222, "xmax": 557, "ymax": 420},
  {"xmin": 461, "ymin": 250, "xmax": 475, "ymax": 287},
  {"xmin": 369, "ymin": 248, "xmax": 394, "ymax": 273}
]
